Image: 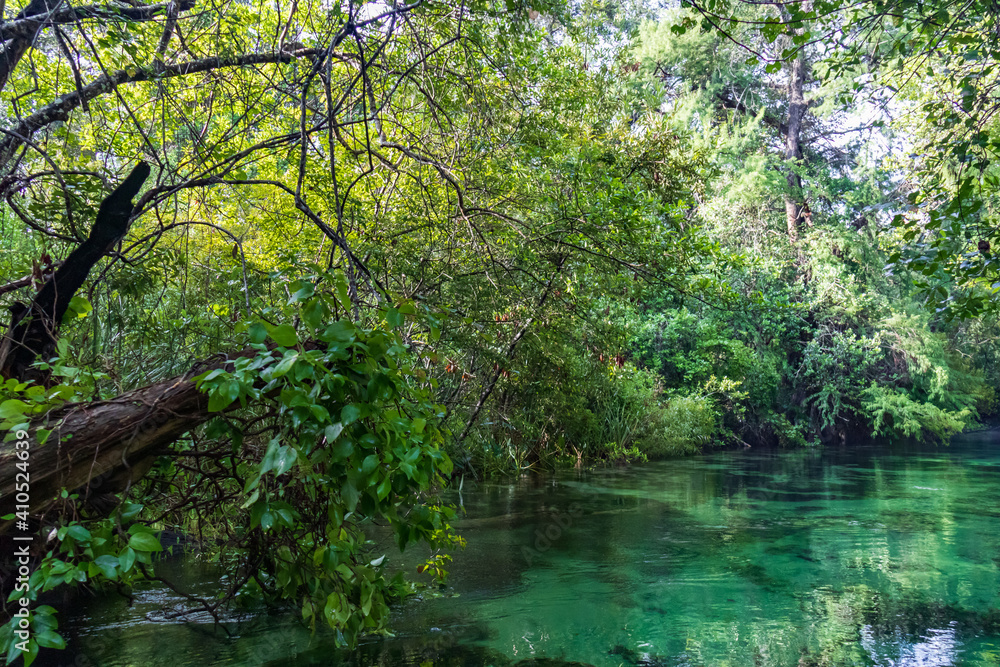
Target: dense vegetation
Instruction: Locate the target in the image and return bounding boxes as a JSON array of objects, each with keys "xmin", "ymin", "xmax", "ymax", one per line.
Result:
[{"xmin": 1, "ymin": 0, "xmax": 999, "ymax": 661}]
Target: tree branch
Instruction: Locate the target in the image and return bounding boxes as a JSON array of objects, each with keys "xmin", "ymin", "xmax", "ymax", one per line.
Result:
[
  {"xmin": 0, "ymin": 0, "xmax": 195, "ymax": 43},
  {"xmin": 0, "ymin": 48, "xmax": 323, "ymax": 169}
]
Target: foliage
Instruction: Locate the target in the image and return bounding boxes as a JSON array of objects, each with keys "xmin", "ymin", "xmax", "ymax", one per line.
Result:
[
  {"xmin": 673, "ymin": 0, "xmax": 1000, "ymax": 317},
  {"xmin": 656, "ymin": 393, "xmax": 720, "ymax": 455},
  {"xmin": 2, "ymin": 271, "xmax": 461, "ymax": 660},
  {"xmin": 179, "ymin": 272, "xmax": 462, "ymax": 645},
  {"xmin": 3, "ymin": 0, "xmax": 1000, "ymax": 661},
  {"xmin": 0, "ymin": 504, "xmax": 161, "ymax": 665},
  {"xmin": 611, "ymin": 10, "xmax": 999, "ymax": 451}
]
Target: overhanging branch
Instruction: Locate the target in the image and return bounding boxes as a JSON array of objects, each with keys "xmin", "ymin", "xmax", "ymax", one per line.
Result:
[
  {"xmin": 0, "ymin": 0, "xmax": 196, "ymax": 43},
  {"xmin": 0, "ymin": 48, "xmax": 323, "ymax": 169}
]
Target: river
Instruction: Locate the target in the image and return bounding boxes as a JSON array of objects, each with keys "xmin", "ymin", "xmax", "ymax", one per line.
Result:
[{"xmin": 43, "ymin": 433, "xmax": 1000, "ymax": 666}]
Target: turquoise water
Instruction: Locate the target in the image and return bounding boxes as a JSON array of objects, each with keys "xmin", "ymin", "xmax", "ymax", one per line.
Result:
[{"xmin": 47, "ymin": 434, "xmax": 1000, "ymax": 666}]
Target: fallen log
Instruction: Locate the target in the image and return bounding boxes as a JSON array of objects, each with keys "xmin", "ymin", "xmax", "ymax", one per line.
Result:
[
  {"xmin": 0, "ymin": 341, "xmax": 298, "ymax": 534},
  {"xmin": 0, "ymin": 367, "xmax": 212, "ymax": 531}
]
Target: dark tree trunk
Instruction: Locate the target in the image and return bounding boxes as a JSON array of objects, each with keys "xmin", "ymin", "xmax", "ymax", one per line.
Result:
[{"xmin": 0, "ymin": 162, "xmax": 150, "ymax": 383}]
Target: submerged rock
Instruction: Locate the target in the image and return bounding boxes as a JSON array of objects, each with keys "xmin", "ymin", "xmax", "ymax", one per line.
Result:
[{"xmin": 608, "ymin": 644, "xmax": 669, "ymax": 666}]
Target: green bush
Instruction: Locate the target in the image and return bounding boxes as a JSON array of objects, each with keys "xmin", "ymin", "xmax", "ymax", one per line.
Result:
[
  {"xmin": 861, "ymin": 385, "xmax": 972, "ymax": 442},
  {"xmin": 649, "ymin": 393, "xmax": 718, "ymax": 456}
]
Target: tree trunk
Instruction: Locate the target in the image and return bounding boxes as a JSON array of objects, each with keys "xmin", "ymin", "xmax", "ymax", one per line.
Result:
[
  {"xmin": 0, "ymin": 162, "xmax": 150, "ymax": 383},
  {"xmin": 777, "ymin": 1, "xmax": 812, "ymax": 245},
  {"xmin": 0, "ymin": 339, "xmax": 305, "ymax": 535},
  {"xmin": 0, "ymin": 367, "xmax": 213, "ymax": 530},
  {"xmin": 783, "ymin": 45, "xmax": 808, "ymax": 243}
]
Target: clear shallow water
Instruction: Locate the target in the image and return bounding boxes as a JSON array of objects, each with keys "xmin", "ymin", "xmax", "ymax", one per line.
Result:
[{"xmin": 45, "ymin": 434, "xmax": 1000, "ymax": 666}]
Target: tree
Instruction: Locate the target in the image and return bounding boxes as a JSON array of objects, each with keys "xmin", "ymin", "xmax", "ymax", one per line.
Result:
[
  {"xmin": 0, "ymin": 0, "xmax": 716, "ymax": 661},
  {"xmin": 615, "ymin": 8, "xmax": 994, "ymax": 447},
  {"xmin": 0, "ymin": 0, "xmax": 528, "ymax": 661},
  {"xmin": 676, "ymin": 0, "xmax": 1000, "ymax": 315}
]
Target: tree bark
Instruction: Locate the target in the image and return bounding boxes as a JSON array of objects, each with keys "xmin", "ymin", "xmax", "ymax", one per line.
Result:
[
  {"xmin": 780, "ymin": 9, "xmax": 811, "ymax": 244},
  {"xmin": 0, "ymin": 162, "xmax": 150, "ymax": 383},
  {"xmin": 0, "ymin": 367, "xmax": 214, "ymax": 529},
  {"xmin": 783, "ymin": 48, "xmax": 808, "ymax": 242}
]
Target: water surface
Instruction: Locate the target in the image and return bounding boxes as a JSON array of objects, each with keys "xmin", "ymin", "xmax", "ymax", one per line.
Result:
[{"xmin": 49, "ymin": 434, "xmax": 1000, "ymax": 666}]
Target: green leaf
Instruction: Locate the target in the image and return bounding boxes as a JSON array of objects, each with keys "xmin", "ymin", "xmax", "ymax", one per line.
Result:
[
  {"xmin": 248, "ymin": 322, "xmax": 268, "ymax": 344},
  {"xmin": 342, "ymin": 479, "xmax": 360, "ymax": 511},
  {"xmin": 128, "ymin": 533, "xmax": 163, "ymax": 552},
  {"xmin": 302, "ymin": 298, "xmax": 327, "ymax": 330},
  {"xmin": 66, "ymin": 295, "xmax": 92, "ymax": 320},
  {"xmin": 332, "ymin": 438, "xmax": 354, "ymax": 459},
  {"xmin": 266, "ymin": 323, "xmax": 299, "ymax": 347},
  {"xmin": 324, "ymin": 592, "xmax": 350, "ymax": 626},
  {"xmin": 273, "ymin": 445, "xmax": 297, "ymax": 476},
  {"xmin": 325, "ymin": 422, "xmax": 344, "ymax": 442},
  {"xmin": 291, "ymin": 282, "xmax": 315, "ymax": 302},
  {"xmin": 321, "ymin": 320, "xmax": 356, "ymax": 343},
  {"xmin": 65, "ymin": 525, "xmax": 91, "ymax": 543},
  {"xmin": 208, "ymin": 380, "xmax": 241, "ymax": 412},
  {"xmin": 241, "ymin": 488, "xmax": 260, "ymax": 509},
  {"xmin": 119, "ymin": 503, "xmax": 143, "ymax": 522},
  {"xmin": 119, "ymin": 547, "xmax": 136, "ymax": 573},
  {"xmin": 93, "ymin": 555, "xmax": 119, "ymax": 579},
  {"xmin": 19, "ymin": 639, "xmax": 38, "ymax": 666},
  {"xmin": 336, "ymin": 279, "xmax": 352, "ymax": 311},
  {"xmin": 195, "ymin": 368, "xmax": 226, "ymax": 385},
  {"xmin": 34, "ymin": 630, "xmax": 65, "ymax": 650},
  {"xmin": 250, "ymin": 498, "xmax": 267, "ymax": 529},
  {"xmin": 341, "ymin": 404, "xmax": 361, "ymax": 425},
  {"xmin": 271, "ymin": 351, "xmax": 299, "ymax": 378},
  {"xmin": 0, "ymin": 400, "xmax": 29, "ymax": 422}
]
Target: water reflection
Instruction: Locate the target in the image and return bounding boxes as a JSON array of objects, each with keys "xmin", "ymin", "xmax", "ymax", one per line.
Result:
[
  {"xmin": 860, "ymin": 622, "xmax": 960, "ymax": 667},
  {"xmin": 45, "ymin": 435, "xmax": 1000, "ymax": 666}
]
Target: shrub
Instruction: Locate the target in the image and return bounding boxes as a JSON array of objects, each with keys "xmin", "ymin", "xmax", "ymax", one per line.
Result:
[
  {"xmin": 861, "ymin": 385, "xmax": 972, "ymax": 442},
  {"xmin": 644, "ymin": 393, "xmax": 718, "ymax": 456}
]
